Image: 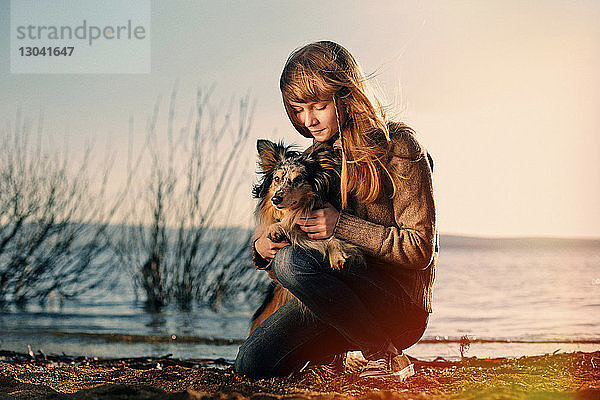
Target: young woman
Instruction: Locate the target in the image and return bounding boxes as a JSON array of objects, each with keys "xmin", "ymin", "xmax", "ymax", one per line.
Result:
[{"xmin": 235, "ymin": 41, "xmax": 437, "ymax": 379}]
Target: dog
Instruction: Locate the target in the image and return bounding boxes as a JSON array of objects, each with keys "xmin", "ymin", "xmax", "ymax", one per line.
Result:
[{"xmin": 249, "ymin": 139, "xmax": 363, "ymax": 333}]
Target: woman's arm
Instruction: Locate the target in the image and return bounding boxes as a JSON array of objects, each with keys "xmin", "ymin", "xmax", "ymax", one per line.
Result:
[
  {"xmin": 334, "ymin": 142, "xmax": 437, "ymax": 270},
  {"xmin": 298, "ymin": 151, "xmax": 436, "ymax": 270},
  {"xmin": 252, "ymin": 237, "xmax": 272, "ymax": 270},
  {"xmin": 252, "ymin": 230, "xmax": 290, "ymax": 275},
  {"xmin": 297, "ymin": 129, "xmax": 436, "ymax": 270},
  {"xmin": 254, "ymin": 231, "xmax": 290, "ymax": 263}
]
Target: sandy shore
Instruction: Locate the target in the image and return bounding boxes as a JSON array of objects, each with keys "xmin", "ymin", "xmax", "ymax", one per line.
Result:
[{"xmin": 0, "ymin": 350, "xmax": 598, "ymax": 399}]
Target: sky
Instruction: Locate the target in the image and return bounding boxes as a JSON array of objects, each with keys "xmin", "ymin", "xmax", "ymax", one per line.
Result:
[{"xmin": 1, "ymin": 0, "xmax": 599, "ymax": 238}]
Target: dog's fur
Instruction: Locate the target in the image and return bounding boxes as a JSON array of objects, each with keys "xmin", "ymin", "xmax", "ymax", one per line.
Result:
[{"xmin": 249, "ymin": 139, "xmax": 363, "ymax": 333}]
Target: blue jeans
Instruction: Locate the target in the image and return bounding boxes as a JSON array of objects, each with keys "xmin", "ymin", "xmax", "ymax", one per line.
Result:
[{"xmin": 235, "ymin": 245, "xmax": 428, "ymax": 378}]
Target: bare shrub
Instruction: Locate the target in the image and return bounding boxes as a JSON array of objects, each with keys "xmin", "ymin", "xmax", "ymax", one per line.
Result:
[
  {"xmin": 114, "ymin": 87, "xmax": 258, "ymax": 312},
  {"xmin": 0, "ymin": 110, "xmax": 121, "ymax": 309}
]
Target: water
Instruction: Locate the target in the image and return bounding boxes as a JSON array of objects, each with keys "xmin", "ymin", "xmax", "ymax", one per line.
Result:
[{"xmin": 1, "ymin": 235, "xmax": 599, "ymax": 361}]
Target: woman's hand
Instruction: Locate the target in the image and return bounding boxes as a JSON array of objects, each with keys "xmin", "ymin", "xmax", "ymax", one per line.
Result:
[
  {"xmin": 297, "ymin": 203, "xmax": 340, "ymax": 239},
  {"xmin": 254, "ymin": 229, "xmax": 290, "ymax": 260}
]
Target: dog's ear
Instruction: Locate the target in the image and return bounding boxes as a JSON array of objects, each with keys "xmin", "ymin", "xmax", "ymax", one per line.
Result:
[
  {"xmin": 306, "ymin": 143, "xmax": 341, "ymax": 177},
  {"xmin": 310, "ymin": 165, "xmax": 341, "ymax": 210},
  {"xmin": 254, "ymin": 139, "xmax": 287, "ymax": 199},
  {"xmin": 303, "ymin": 144, "xmax": 342, "ymax": 208},
  {"xmin": 257, "ymin": 139, "xmax": 287, "ymax": 174}
]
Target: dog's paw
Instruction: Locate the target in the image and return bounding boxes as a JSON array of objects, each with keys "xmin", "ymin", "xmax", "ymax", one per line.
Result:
[
  {"xmin": 268, "ymin": 232, "xmax": 285, "ymax": 243},
  {"xmin": 329, "ymin": 253, "xmax": 345, "ymax": 270},
  {"xmin": 267, "ymin": 226, "xmax": 286, "ymax": 243}
]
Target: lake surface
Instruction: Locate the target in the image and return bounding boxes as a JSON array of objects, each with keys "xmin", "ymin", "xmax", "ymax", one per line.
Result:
[{"xmin": 1, "ymin": 235, "xmax": 599, "ymax": 361}]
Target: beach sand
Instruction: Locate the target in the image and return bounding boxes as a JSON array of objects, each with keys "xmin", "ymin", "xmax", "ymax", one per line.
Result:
[{"xmin": 0, "ymin": 350, "xmax": 598, "ymax": 399}]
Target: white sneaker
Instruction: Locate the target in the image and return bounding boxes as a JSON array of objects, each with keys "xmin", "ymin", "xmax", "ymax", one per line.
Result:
[{"xmin": 359, "ymin": 353, "xmax": 415, "ymax": 381}]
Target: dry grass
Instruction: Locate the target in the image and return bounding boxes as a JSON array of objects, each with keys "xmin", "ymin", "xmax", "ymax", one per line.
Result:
[{"xmin": 0, "ymin": 351, "xmax": 598, "ymax": 399}]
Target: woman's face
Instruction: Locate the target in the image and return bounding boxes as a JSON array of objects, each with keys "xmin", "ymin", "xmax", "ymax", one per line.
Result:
[{"xmin": 289, "ymin": 100, "xmax": 340, "ymax": 142}]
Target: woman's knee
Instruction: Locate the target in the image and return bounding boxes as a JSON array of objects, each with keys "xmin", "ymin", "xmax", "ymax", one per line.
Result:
[
  {"xmin": 271, "ymin": 246, "xmax": 326, "ymax": 289},
  {"xmin": 392, "ymin": 312, "xmax": 429, "ymax": 351},
  {"xmin": 234, "ymin": 340, "xmax": 269, "ymax": 378}
]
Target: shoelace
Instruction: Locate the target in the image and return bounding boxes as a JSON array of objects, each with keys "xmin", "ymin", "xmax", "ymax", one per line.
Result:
[{"xmin": 360, "ymin": 357, "xmax": 392, "ymax": 375}]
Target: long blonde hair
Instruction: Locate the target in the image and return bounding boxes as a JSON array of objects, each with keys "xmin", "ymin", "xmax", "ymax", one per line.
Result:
[{"xmin": 280, "ymin": 41, "xmax": 396, "ymax": 207}]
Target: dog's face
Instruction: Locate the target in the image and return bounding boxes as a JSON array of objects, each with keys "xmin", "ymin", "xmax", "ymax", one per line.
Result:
[
  {"xmin": 253, "ymin": 139, "xmax": 341, "ymax": 213},
  {"xmin": 269, "ymin": 159, "xmax": 314, "ymax": 210}
]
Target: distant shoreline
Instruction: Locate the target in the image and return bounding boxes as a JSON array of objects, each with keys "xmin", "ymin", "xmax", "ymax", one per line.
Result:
[{"xmin": 440, "ymin": 233, "xmax": 600, "ymax": 248}]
